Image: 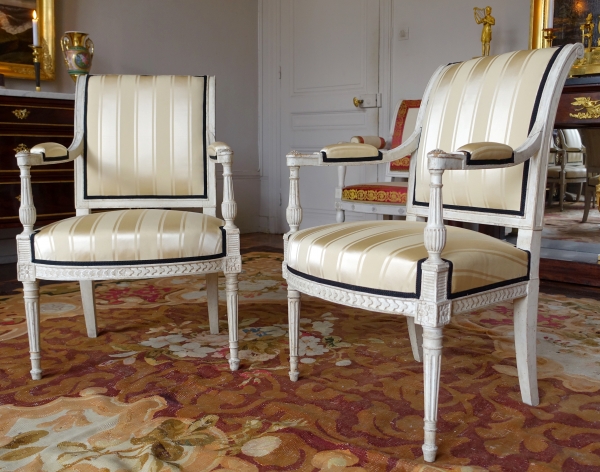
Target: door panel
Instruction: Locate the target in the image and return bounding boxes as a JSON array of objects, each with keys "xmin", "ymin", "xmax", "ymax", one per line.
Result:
[{"xmin": 280, "ymin": 0, "xmax": 380, "ymax": 230}]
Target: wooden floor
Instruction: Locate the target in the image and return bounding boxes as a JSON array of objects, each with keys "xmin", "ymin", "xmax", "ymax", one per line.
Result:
[{"xmin": 1, "ymin": 233, "xmax": 599, "ymax": 299}]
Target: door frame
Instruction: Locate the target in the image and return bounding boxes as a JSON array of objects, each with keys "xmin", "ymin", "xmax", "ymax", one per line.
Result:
[{"xmin": 258, "ymin": 0, "xmax": 393, "ymax": 234}]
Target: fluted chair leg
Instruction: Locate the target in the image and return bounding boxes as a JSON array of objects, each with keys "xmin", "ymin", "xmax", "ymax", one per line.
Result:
[
  {"xmin": 288, "ymin": 289, "xmax": 301, "ymax": 381},
  {"xmin": 23, "ymin": 281, "xmax": 42, "ymax": 380},
  {"xmin": 225, "ymin": 273, "xmax": 239, "ymax": 371},
  {"xmin": 206, "ymin": 273, "xmax": 219, "ymax": 334},
  {"xmin": 79, "ymin": 280, "xmax": 97, "ymax": 338},
  {"xmin": 407, "ymin": 317, "xmax": 423, "ymax": 362},
  {"xmin": 513, "ymin": 282, "xmax": 540, "ymax": 406},
  {"xmin": 421, "ymin": 326, "xmax": 443, "ymax": 462}
]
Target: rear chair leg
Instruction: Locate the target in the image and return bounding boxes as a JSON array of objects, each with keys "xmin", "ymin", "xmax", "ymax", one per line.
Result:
[
  {"xmin": 79, "ymin": 280, "xmax": 97, "ymax": 338},
  {"xmin": 288, "ymin": 289, "xmax": 301, "ymax": 381},
  {"xmin": 513, "ymin": 281, "xmax": 540, "ymax": 406},
  {"xmin": 206, "ymin": 273, "xmax": 219, "ymax": 334},
  {"xmin": 225, "ymin": 273, "xmax": 239, "ymax": 371},
  {"xmin": 23, "ymin": 280, "xmax": 42, "ymax": 380}
]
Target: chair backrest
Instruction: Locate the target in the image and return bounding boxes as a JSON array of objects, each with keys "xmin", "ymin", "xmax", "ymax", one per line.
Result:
[
  {"xmin": 578, "ymin": 128, "xmax": 600, "ymax": 174},
  {"xmin": 558, "ymin": 128, "xmax": 584, "ymax": 165},
  {"xmin": 387, "ymin": 99, "xmax": 421, "ymax": 176},
  {"xmin": 406, "ymin": 47, "xmax": 575, "ymax": 230},
  {"xmin": 74, "ymin": 75, "xmax": 217, "ymax": 210}
]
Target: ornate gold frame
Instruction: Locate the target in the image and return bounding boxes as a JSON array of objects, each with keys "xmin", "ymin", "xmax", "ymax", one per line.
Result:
[
  {"xmin": 0, "ymin": 0, "xmax": 55, "ymax": 80},
  {"xmin": 529, "ymin": 0, "xmax": 552, "ymax": 49}
]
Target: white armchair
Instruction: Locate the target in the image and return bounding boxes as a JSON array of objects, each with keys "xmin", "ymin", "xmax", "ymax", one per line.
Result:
[
  {"xmin": 282, "ymin": 45, "xmax": 582, "ymax": 462},
  {"xmin": 16, "ymin": 75, "xmax": 241, "ymax": 380}
]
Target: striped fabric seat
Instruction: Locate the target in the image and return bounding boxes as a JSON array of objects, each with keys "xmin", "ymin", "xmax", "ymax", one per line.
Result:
[
  {"xmin": 31, "ymin": 209, "xmax": 224, "ymax": 265},
  {"xmin": 341, "ymin": 182, "xmax": 408, "ymax": 204},
  {"xmin": 287, "ymin": 221, "xmax": 529, "ymax": 299}
]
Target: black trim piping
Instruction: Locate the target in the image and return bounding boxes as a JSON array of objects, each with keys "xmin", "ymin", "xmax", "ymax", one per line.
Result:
[
  {"xmin": 41, "ymin": 153, "xmax": 69, "ymax": 162},
  {"xmin": 321, "ymin": 150, "xmax": 383, "ymax": 163},
  {"xmin": 30, "ymin": 224, "xmax": 226, "ymax": 267},
  {"xmin": 82, "ymin": 74, "xmax": 210, "ymax": 200}
]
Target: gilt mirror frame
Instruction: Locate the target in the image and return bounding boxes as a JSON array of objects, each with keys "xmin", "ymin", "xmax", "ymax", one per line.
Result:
[
  {"xmin": 0, "ymin": 0, "xmax": 55, "ymax": 80},
  {"xmin": 530, "ymin": 0, "xmax": 553, "ymax": 49}
]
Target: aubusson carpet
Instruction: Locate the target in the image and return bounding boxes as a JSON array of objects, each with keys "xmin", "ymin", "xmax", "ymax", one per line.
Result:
[{"xmin": 0, "ymin": 251, "xmax": 598, "ymax": 471}]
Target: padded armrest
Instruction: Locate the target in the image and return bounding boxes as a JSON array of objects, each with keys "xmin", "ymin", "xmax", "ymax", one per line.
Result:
[
  {"xmin": 350, "ymin": 136, "xmax": 387, "ymax": 149},
  {"xmin": 321, "ymin": 143, "xmax": 382, "ymax": 162},
  {"xmin": 31, "ymin": 143, "xmax": 69, "ymax": 161},
  {"xmin": 456, "ymin": 142, "xmax": 514, "ymax": 165}
]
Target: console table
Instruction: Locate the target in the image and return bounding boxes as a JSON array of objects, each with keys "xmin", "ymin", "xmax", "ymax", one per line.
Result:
[{"xmin": 0, "ymin": 90, "xmax": 75, "ymax": 229}]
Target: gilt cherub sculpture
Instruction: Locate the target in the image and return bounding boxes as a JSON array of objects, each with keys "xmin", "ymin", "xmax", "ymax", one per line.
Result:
[{"xmin": 474, "ymin": 6, "xmax": 495, "ymax": 56}]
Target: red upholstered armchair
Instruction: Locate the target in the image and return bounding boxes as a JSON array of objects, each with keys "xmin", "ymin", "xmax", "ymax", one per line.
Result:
[{"xmin": 335, "ymin": 100, "xmax": 420, "ymax": 222}]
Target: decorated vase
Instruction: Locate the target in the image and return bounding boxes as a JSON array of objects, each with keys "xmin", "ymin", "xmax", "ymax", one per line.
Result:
[{"xmin": 60, "ymin": 32, "xmax": 94, "ymax": 82}]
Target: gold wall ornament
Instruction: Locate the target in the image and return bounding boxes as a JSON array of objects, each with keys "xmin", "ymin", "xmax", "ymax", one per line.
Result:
[
  {"xmin": 13, "ymin": 144, "xmax": 30, "ymax": 154},
  {"xmin": 12, "ymin": 109, "xmax": 30, "ymax": 120},
  {"xmin": 569, "ymin": 97, "xmax": 600, "ymax": 119},
  {"xmin": 0, "ymin": 0, "xmax": 55, "ymax": 80},
  {"xmin": 474, "ymin": 6, "xmax": 495, "ymax": 56}
]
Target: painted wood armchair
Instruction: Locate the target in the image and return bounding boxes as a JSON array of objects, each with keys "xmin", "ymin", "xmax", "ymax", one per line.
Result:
[
  {"xmin": 15, "ymin": 75, "xmax": 241, "ymax": 380},
  {"xmin": 547, "ymin": 128, "xmax": 587, "ymax": 210},
  {"xmin": 335, "ymin": 99, "xmax": 420, "ymax": 222},
  {"xmin": 283, "ymin": 45, "xmax": 582, "ymax": 462}
]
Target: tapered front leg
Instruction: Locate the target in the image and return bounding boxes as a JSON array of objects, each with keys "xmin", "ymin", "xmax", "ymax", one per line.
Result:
[
  {"xmin": 206, "ymin": 273, "xmax": 219, "ymax": 334},
  {"xmin": 225, "ymin": 273, "xmax": 239, "ymax": 371},
  {"xmin": 422, "ymin": 326, "xmax": 443, "ymax": 462},
  {"xmin": 513, "ymin": 280, "xmax": 540, "ymax": 406},
  {"xmin": 79, "ymin": 280, "xmax": 97, "ymax": 338},
  {"xmin": 288, "ymin": 289, "xmax": 300, "ymax": 381},
  {"xmin": 23, "ymin": 281, "xmax": 42, "ymax": 380}
]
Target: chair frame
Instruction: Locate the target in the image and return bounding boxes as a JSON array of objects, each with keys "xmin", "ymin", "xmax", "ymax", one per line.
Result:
[
  {"xmin": 283, "ymin": 45, "xmax": 582, "ymax": 462},
  {"xmin": 547, "ymin": 129, "xmax": 587, "ymax": 211},
  {"xmin": 16, "ymin": 75, "xmax": 241, "ymax": 380},
  {"xmin": 334, "ymin": 100, "xmax": 420, "ymax": 222}
]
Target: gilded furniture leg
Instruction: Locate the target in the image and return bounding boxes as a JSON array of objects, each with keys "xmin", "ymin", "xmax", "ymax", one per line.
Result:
[
  {"xmin": 225, "ymin": 273, "xmax": 239, "ymax": 371},
  {"xmin": 23, "ymin": 280, "xmax": 42, "ymax": 380},
  {"xmin": 422, "ymin": 326, "xmax": 443, "ymax": 462},
  {"xmin": 79, "ymin": 280, "xmax": 97, "ymax": 338},
  {"xmin": 206, "ymin": 273, "xmax": 219, "ymax": 334},
  {"xmin": 407, "ymin": 317, "xmax": 423, "ymax": 362},
  {"xmin": 513, "ymin": 280, "xmax": 540, "ymax": 406},
  {"xmin": 288, "ymin": 289, "xmax": 301, "ymax": 381}
]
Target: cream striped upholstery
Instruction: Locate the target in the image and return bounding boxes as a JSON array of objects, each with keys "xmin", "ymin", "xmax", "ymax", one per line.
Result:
[
  {"xmin": 32, "ymin": 209, "xmax": 224, "ymax": 264},
  {"xmin": 84, "ymin": 75, "xmax": 207, "ymax": 199},
  {"xmin": 287, "ymin": 221, "xmax": 529, "ymax": 298},
  {"xmin": 414, "ymin": 48, "xmax": 559, "ymax": 214}
]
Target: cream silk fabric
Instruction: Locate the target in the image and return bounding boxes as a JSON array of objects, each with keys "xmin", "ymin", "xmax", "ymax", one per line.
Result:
[
  {"xmin": 85, "ymin": 75, "xmax": 206, "ymax": 198},
  {"xmin": 287, "ymin": 221, "xmax": 529, "ymax": 298},
  {"xmin": 350, "ymin": 136, "xmax": 387, "ymax": 149},
  {"xmin": 547, "ymin": 166, "xmax": 587, "ymax": 178},
  {"xmin": 32, "ymin": 209, "xmax": 224, "ymax": 264},
  {"xmin": 414, "ymin": 48, "xmax": 558, "ymax": 213},
  {"xmin": 31, "ymin": 143, "xmax": 68, "ymax": 160},
  {"xmin": 321, "ymin": 143, "xmax": 380, "ymax": 160}
]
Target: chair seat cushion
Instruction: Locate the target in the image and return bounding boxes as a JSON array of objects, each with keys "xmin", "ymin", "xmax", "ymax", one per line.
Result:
[
  {"xmin": 342, "ymin": 182, "xmax": 407, "ymax": 204},
  {"xmin": 32, "ymin": 209, "xmax": 225, "ymax": 265},
  {"xmin": 286, "ymin": 221, "xmax": 529, "ymax": 299},
  {"xmin": 547, "ymin": 166, "xmax": 587, "ymax": 179}
]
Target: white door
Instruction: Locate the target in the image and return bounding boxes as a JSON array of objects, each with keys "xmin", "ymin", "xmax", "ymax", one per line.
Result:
[{"xmin": 279, "ymin": 0, "xmax": 381, "ymax": 231}]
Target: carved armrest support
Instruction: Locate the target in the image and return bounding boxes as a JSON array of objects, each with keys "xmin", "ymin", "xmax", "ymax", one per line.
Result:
[
  {"xmin": 208, "ymin": 141, "xmax": 237, "ymax": 231},
  {"xmin": 16, "ymin": 135, "xmax": 83, "ymax": 167}
]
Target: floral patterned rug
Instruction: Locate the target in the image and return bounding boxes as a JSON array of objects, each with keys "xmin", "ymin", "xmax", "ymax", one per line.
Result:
[{"xmin": 0, "ymin": 252, "xmax": 599, "ymax": 471}]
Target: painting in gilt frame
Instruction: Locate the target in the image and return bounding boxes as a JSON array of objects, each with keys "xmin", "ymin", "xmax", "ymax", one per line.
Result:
[
  {"xmin": 531, "ymin": 0, "xmax": 600, "ymax": 48},
  {"xmin": 0, "ymin": 0, "xmax": 54, "ymax": 80}
]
